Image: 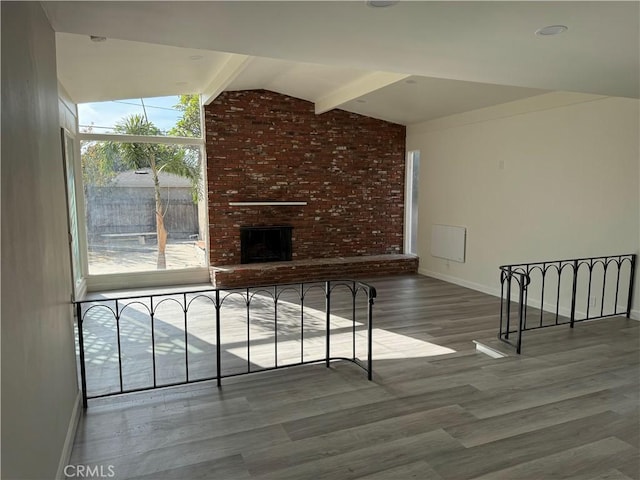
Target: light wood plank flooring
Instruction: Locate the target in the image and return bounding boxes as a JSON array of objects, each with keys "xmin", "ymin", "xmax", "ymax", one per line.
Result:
[{"xmin": 69, "ymin": 274, "xmax": 640, "ymax": 479}]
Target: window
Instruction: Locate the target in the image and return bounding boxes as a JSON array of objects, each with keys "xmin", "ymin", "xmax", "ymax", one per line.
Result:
[
  {"xmin": 78, "ymin": 96, "xmax": 201, "ymax": 138},
  {"xmin": 405, "ymin": 150, "xmax": 420, "ymax": 255},
  {"xmin": 77, "ymin": 95, "xmax": 207, "ymax": 278}
]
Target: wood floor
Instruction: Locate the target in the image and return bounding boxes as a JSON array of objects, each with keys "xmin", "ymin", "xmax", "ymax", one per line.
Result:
[{"xmin": 69, "ymin": 274, "xmax": 640, "ymax": 479}]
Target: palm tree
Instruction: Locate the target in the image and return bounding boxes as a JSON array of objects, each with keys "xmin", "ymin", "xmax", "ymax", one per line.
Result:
[{"xmin": 102, "ymin": 114, "xmax": 200, "ymax": 269}]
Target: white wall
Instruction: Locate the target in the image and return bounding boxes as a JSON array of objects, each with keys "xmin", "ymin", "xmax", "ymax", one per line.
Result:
[
  {"xmin": 59, "ymin": 83, "xmax": 78, "ymax": 136},
  {"xmin": 1, "ymin": 3, "xmax": 80, "ymax": 479},
  {"xmin": 408, "ymin": 92, "xmax": 640, "ymax": 317}
]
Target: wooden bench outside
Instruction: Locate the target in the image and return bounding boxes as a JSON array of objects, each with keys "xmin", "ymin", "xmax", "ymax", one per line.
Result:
[{"xmin": 101, "ymin": 232, "xmax": 157, "ymax": 245}]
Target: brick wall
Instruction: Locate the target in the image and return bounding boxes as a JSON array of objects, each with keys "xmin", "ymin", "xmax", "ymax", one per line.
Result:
[{"xmin": 205, "ymin": 90, "xmax": 407, "ymax": 266}]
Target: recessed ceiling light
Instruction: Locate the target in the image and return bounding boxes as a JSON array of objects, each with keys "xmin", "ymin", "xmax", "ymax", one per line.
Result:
[
  {"xmin": 356, "ymin": 99, "xmax": 367, "ymax": 104},
  {"xmin": 366, "ymin": 1, "xmax": 399, "ymax": 7},
  {"xmin": 189, "ymin": 55, "xmax": 203, "ymax": 61},
  {"xmin": 535, "ymin": 25, "xmax": 568, "ymax": 37},
  {"xmin": 405, "ymin": 79, "xmax": 417, "ymax": 84},
  {"xmin": 90, "ymin": 35, "xmax": 107, "ymax": 42}
]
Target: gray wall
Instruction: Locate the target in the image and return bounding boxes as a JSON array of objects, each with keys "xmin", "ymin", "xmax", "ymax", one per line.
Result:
[{"xmin": 1, "ymin": 3, "xmax": 79, "ymax": 478}]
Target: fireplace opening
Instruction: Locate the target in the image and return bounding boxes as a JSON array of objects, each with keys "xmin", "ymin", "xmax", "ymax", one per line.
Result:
[{"xmin": 240, "ymin": 225, "xmax": 293, "ymax": 264}]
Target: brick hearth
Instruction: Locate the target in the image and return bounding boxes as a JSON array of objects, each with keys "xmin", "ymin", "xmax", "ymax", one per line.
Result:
[{"xmin": 210, "ymin": 254, "xmax": 418, "ymax": 288}]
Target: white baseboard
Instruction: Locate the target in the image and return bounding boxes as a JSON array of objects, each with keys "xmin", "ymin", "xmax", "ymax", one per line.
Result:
[
  {"xmin": 418, "ymin": 268, "xmax": 501, "ymax": 298},
  {"xmin": 418, "ymin": 268, "xmax": 639, "ymax": 321},
  {"xmin": 56, "ymin": 390, "xmax": 81, "ymax": 480}
]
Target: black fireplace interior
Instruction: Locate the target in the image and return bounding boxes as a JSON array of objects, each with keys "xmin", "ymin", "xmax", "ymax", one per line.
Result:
[{"xmin": 240, "ymin": 225, "xmax": 293, "ymax": 264}]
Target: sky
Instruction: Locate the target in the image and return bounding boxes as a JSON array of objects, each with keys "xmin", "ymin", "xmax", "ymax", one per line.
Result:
[{"xmin": 78, "ymin": 95, "xmax": 185, "ymax": 135}]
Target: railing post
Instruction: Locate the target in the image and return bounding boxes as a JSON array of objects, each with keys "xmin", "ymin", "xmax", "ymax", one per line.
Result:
[
  {"xmin": 115, "ymin": 300, "xmax": 124, "ymax": 393},
  {"xmin": 627, "ymin": 254, "xmax": 636, "ymax": 319},
  {"xmin": 505, "ymin": 266, "xmax": 512, "ymax": 339},
  {"xmin": 246, "ymin": 288, "xmax": 251, "ymax": 373},
  {"xmin": 300, "ymin": 284, "xmax": 305, "ymax": 362},
  {"xmin": 183, "ymin": 293, "xmax": 189, "ymax": 383},
  {"xmin": 539, "ymin": 263, "xmax": 547, "ymax": 328},
  {"xmin": 570, "ymin": 260, "xmax": 578, "ymax": 328},
  {"xmin": 150, "ymin": 297, "xmax": 157, "ymax": 388},
  {"xmin": 352, "ymin": 281, "xmax": 356, "ymax": 361},
  {"xmin": 325, "ymin": 281, "xmax": 331, "ymax": 368},
  {"xmin": 586, "ymin": 260, "xmax": 593, "ymax": 319},
  {"xmin": 516, "ymin": 274, "xmax": 526, "ymax": 354},
  {"xmin": 499, "ymin": 270, "xmax": 505, "ymax": 340},
  {"xmin": 215, "ymin": 290, "xmax": 222, "ymax": 387},
  {"xmin": 76, "ymin": 302, "xmax": 88, "ymax": 408},
  {"xmin": 367, "ymin": 289, "xmax": 375, "ymax": 381},
  {"xmin": 274, "ymin": 286, "xmax": 278, "ymax": 368},
  {"xmin": 555, "ymin": 263, "xmax": 562, "ymax": 324},
  {"xmin": 600, "ymin": 260, "xmax": 611, "ymax": 318},
  {"xmin": 614, "ymin": 257, "xmax": 622, "ymax": 315}
]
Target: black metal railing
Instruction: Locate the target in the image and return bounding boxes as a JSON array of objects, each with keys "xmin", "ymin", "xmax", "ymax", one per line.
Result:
[
  {"xmin": 499, "ymin": 254, "xmax": 635, "ymax": 353},
  {"xmin": 75, "ymin": 280, "xmax": 376, "ymax": 407}
]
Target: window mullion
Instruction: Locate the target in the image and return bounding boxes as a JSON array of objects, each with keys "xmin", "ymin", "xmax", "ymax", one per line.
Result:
[{"xmin": 78, "ymin": 132, "xmax": 203, "ymax": 146}]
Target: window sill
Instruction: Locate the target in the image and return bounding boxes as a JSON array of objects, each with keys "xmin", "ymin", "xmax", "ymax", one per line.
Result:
[{"xmin": 84, "ymin": 267, "xmax": 211, "ymax": 294}]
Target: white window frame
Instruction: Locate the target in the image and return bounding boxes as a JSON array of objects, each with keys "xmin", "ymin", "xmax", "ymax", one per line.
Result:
[
  {"xmin": 404, "ymin": 150, "xmax": 420, "ymax": 256},
  {"xmin": 73, "ymin": 99, "xmax": 210, "ymax": 292}
]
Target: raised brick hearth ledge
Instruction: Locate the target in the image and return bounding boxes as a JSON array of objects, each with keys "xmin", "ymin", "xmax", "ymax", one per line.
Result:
[{"xmin": 209, "ymin": 254, "xmax": 418, "ymax": 288}]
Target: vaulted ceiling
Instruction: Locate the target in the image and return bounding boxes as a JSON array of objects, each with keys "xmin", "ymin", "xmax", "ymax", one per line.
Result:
[{"xmin": 45, "ymin": 1, "xmax": 639, "ymax": 125}]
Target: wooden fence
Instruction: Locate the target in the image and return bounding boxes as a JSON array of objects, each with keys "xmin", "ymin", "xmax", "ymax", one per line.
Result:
[{"xmin": 86, "ymin": 186, "xmax": 198, "ymax": 240}]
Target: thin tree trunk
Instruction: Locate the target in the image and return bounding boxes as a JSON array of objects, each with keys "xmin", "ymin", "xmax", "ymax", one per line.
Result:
[
  {"xmin": 151, "ymin": 160, "xmax": 168, "ymax": 269},
  {"xmin": 155, "ymin": 208, "xmax": 167, "ymax": 270}
]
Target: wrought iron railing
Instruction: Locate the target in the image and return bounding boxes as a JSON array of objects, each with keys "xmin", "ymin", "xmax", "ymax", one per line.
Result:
[
  {"xmin": 75, "ymin": 280, "xmax": 376, "ymax": 407},
  {"xmin": 499, "ymin": 254, "xmax": 635, "ymax": 353}
]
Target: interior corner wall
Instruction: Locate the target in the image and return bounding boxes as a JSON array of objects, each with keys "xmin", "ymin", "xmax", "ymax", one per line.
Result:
[
  {"xmin": 1, "ymin": 3, "xmax": 79, "ymax": 479},
  {"xmin": 407, "ymin": 94, "xmax": 640, "ymax": 316}
]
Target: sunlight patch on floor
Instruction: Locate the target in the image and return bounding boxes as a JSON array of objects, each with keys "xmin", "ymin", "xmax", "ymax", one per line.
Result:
[
  {"xmin": 371, "ymin": 328, "xmax": 456, "ymax": 359},
  {"xmin": 226, "ymin": 327, "xmax": 456, "ymax": 368}
]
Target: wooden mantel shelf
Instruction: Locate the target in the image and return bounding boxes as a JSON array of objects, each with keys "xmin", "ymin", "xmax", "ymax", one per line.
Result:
[{"xmin": 228, "ymin": 201, "xmax": 308, "ymax": 206}]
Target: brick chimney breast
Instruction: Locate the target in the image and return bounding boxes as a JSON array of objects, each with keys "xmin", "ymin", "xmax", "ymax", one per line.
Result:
[{"xmin": 205, "ymin": 89, "xmax": 408, "ymax": 279}]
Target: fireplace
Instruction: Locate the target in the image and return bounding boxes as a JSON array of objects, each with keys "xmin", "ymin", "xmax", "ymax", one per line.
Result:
[{"xmin": 240, "ymin": 225, "xmax": 293, "ymax": 264}]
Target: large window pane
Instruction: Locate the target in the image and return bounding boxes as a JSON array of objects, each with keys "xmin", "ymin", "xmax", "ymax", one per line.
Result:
[
  {"xmin": 81, "ymin": 140, "xmax": 205, "ymax": 274},
  {"xmin": 78, "ymin": 95, "xmax": 201, "ymax": 137}
]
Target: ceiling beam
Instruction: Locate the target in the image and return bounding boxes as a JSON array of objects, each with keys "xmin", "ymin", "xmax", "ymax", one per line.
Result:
[
  {"xmin": 314, "ymin": 71, "xmax": 410, "ymax": 115},
  {"xmin": 202, "ymin": 54, "xmax": 252, "ymax": 105}
]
